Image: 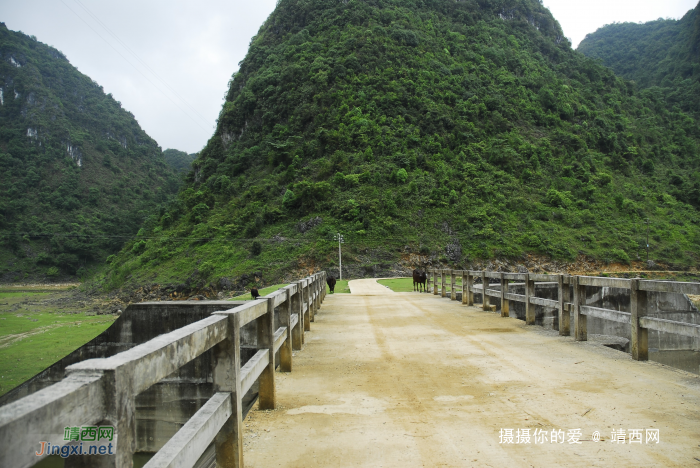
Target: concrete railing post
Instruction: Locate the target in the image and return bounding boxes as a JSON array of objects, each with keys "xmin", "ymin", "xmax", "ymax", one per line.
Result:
[
  {"xmin": 462, "ymin": 271, "xmax": 468, "ymax": 304},
  {"xmin": 481, "ymin": 271, "xmax": 489, "ymax": 310},
  {"xmin": 309, "ymin": 277, "xmax": 316, "ymax": 323},
  {"xmin": 258, "ymin": 297, "xmax": 276, "ymax": 409},
  {"xmin": 558, "ymin": 275, "xmax": 570, "ymax": 336},
  {"xmin": 212, "ymin": 313, "xmax": 243, "ymax": 468},
  {"xmin": 314, "ymin": 275, "xmax": 319, "ymax": 311},
  {"xmin": 466, "ymin": 272, "xmax": 474, "ymax": 306},
  {"xmin": 433, "ymin": 270, "xmax": 438, "ymax": 295},
  {"xmin": 441, "ymin": 270, "xmax": 446, "ymax": 297},
  {"xmin": 631, "ymin": 279, "xmax": 649, "ymax": 361},
  {"xmin": 280, "ymin": 288, "xmax": 292, "ymax": 372},
  {"xmin": 500, "ymin": 273, "xmax": 509, "ymax": 317},
  {"xmin": 303, "ymin": 280, "xmax": 311, "ymax": 332},
  {"xmin": 292, "ymin": 283, "xmax": 302, "ymax": 350},
  {"xmin": 525, "ymin": 274, "xmax": 535, "ymax": 325},
  {"xmin": 450, "ymin": 270, "xmax": 457, "ymax": 300},
  {"xmin": 64, "ymin": 370, "xmax": 136, "ymax": 468},
  {"xmin": 573, "ymin": 276, "xmax": 587, "ymax": 341}
]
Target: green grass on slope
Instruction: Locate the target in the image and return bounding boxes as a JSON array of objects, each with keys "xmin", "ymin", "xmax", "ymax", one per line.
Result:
[
  {"xmin": 0, "ymin": 291, "xmax": 116, "ymax": 397},
  {"xmin": 379, "ymin": 277, "xmax": 465, "ymax": 292},
  {"xmin": 231, "ymin": 283, "xmax": 290, "ymax": 300},
  {"xmin": 377, "ymin": 277, "xmax": 418, "ymax": 292},
  {"xmin": 327, "ymin": 279, "xmax": 350, "ymax": 294}
]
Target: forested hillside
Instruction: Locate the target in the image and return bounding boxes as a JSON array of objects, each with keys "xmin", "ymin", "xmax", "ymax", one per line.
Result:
[
  {"xmin": 164, "ymin": 148, "xmax": 197, "ymax": 174},
  {"xmin": 0, "ymin": 23, "xmax": 181, "ymax": 281},
  {"xmin": 102, "ymin": 0, "xmax": 700, "ymax": 294},
  {"xmin": 577, "ymin": 2, "xmax": 700, "ymax": 117}
]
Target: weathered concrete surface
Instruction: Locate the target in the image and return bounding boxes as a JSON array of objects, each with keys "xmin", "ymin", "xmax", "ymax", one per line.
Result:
[
  {"xmin": 242, "ymin": 279, "xmax": 700, "ymax": 467},
  {"xmin": 0, "ymin": 301, "xmax": 266, "ymax": 454}
]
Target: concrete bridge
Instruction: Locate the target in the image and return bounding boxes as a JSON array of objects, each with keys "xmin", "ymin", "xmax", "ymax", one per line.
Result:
[{"xmin": 1, "ymin": 271, "xmax": 700, "ymax": 467}]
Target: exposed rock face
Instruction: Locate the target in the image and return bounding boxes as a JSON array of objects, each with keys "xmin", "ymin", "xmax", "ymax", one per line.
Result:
[{"xmin": 296, "ymin": 216, "xmax": 323, "ymax": 233}]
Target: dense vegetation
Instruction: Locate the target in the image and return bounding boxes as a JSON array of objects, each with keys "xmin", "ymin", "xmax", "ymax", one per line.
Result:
[
  {"xmin": 0, "ymin": 23, "xmax": 181, "ymax": 281},
  {"xmin": 102, "ymin": 0, "xmax": 700, "ymax": 292},
  {"xmin": 163, "ymin": 148, "xmax": 197, "ymax": 174},
  {"xmin": 578, "ymin": 2, "xmax": 700, "ymax": 117}
]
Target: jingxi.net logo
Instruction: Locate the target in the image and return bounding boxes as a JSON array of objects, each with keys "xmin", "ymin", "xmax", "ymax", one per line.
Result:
[{"xmin": 35, "ymin": 426, "xmax": 116, "ymax": 459}]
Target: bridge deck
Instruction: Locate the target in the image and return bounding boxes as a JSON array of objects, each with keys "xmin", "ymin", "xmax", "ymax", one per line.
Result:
[{"xmin": 242, "ymin": 279, "xmax": 699, "ymax": 467}]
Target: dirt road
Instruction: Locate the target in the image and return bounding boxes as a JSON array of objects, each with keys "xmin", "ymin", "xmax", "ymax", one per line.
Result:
[{"xmin": 242, "ymin": 279, "xmax": 700, "ymax": 467}]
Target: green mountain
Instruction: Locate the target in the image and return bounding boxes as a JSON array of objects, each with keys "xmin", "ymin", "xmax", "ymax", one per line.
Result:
[
  {"xmin": 101, "ymin": 0, "xmax": 700, "ymax": 294},
  {"xmin": 163, "ymin": 148, "xmax": 197, "ymax": 174},
  {"xmin": 0, "ymin": 23, "xmax": 181, "ymax": 281},
  {"xmin": 577, "ymin": 2, "xmax": 700, "ymax": 116}
]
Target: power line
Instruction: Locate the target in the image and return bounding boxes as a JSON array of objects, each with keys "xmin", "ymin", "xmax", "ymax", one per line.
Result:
[
  {"xmin": 59, "ymin": 0, "xmax": 211, "ymax": 133},
  {"xmin": 72, "ymin": 0, "xmax": 212, "ymax": 128},
  {"xmin": 0, "ymin": 231, "xmax": 426, "ymax": 244}
]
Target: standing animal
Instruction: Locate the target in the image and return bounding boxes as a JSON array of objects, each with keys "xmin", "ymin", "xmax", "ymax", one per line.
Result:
[
  {"xmin": 327, "ymin": 275, "xmax": 337, "ymax": 293},
  {"xmin": 251, "ymin": 288, "xmax": 260, "ymax": 299},
  {"xmin": 413, "ymin": 269, "xmax": 427, "ymax": 292}
]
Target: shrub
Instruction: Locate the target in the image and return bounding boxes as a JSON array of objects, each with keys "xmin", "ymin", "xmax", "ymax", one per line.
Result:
[
  {"xmin": 282, "ymin": 189, "xmax": 295, "ymax": 206},
  {"xmin": 610, "ymin": 248, "xmax": 630, "ymax": 264},
  {"xmin": 251, "ymin": 241, "xmax": 262, "ymax": 256},
  {"xmin": 46, "ymin": 266, "xmax": 59, "ymax": 277},
  {"xmin": 191, "ymin": 203, "xmax": 210, "ymax": 223},
  {"xmin": 396, "ymin": 168, "xmax": 408, "ymax": 183},
  {"xmin": 131, "ymin": 240, "xmax": 147, "ymax": 255},
  {"xmin": 199, "ymin": 261, "xmax": 214, "ymax": 278}
]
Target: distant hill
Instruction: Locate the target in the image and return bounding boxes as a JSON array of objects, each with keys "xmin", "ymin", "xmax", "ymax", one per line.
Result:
[
  {"xmin": 163, "ymin": 148, "xmax": 197, "ymax": 174},
  {"xmin": 0, "ymin": 23, "xmax": 181, "ymax": 281},
  {"xmin": 578, "ymin": 2, "xmax": 700, "ymax": 116},
  {"xmin": 100, "ymin": 0, "xmax": 700, "ymax": 295}
]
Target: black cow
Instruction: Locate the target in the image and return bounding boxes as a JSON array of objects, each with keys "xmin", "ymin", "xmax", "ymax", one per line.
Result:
[
  {"xmin": 251, "ymin": 288, "xmax": 260, "ymax": 299},
  {"xmin": 327, "ymin": 275, "xmax": 337, "ymax": 293},
  {"xmin": 413, "ymin": 269, "xmax": 427, "ymax": 292}
]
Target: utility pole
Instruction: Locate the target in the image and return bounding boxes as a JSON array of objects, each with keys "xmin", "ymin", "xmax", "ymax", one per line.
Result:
[
  {"xmin": 645, "ymin": 219, "xmax": 650, "ymax": 263},
  {"xmin": 334, "ymin": 233, "xmax": 344, "ymax": 280}
]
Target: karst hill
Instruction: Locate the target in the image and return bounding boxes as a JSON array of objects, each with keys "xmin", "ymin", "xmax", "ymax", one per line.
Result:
[
  {"xmin": 578, "ymin": 1, "xmax": 700, "ymax": 117},
  {"xmin": 101, "ymin": 0, "xmax": 700, "ymax": 295},
  {"xmin": 0, "ymin": 23, "xmax": 184, "ymax": 281}
]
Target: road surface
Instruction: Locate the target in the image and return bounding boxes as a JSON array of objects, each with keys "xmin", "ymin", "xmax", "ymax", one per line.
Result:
[{"xmin": 242, "ymin": 278, "xmax": 700, "ymax": 467}]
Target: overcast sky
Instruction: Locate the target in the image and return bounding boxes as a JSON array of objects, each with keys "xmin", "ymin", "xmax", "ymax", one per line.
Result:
[{"xmin": 0, "ymin": 0, "xmax": 697, "ymax": 154}]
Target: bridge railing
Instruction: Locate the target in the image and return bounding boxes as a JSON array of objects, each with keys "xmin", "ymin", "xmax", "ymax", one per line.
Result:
[
  {"xmin": 0, "ymin": 271, "xmax": 327, "ymax": 468},
  {"xmin": 426, "ymin": 269, "xmax": 700, "ymax": 361}
]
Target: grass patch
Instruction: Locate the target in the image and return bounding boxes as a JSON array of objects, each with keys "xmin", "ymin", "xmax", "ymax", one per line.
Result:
[
  {"xmin": 231, "ymin": 284, "xmax": 289, "ymax": 300},
  {"xmin": 0, "ymin": 312, "xmax": 116, "ymax": 397},
  {"xmin": 0, "ymin": 291, "xmax": 51, "ymax": 300},
  {"xmin": 0, "ymin": 289, "xmax": 118, "ymax": 397},
  {"xmin": 327, "ymin": 279, "xmax": 350, "ymax": 294},
  {"xmin": 377, "ymin": 277, "xmax": 420, "ymax": 292}
]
